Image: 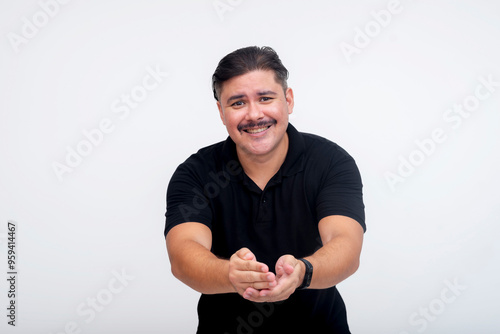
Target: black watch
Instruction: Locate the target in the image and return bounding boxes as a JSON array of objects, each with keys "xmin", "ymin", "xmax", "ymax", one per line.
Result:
[{"xmin": 297, "ymin": 258, "xmax": 313, "ymax": 290}]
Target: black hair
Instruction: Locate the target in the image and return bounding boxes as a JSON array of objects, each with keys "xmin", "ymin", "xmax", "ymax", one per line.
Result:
[{"xmin": 212, "ymin": 46, "xmax": 289, "ymax": 101}]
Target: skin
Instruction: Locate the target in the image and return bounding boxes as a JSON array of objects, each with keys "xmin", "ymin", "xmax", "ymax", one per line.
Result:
[
  {"xmin": 166, "ymin": 70, "xmax": 364, "ymax": 303},
  {"xmin": 217, "ymin": 70, "xmax": 293, "ymax": 189}
]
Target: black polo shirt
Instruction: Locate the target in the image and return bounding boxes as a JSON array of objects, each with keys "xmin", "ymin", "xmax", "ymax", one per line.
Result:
[{"xmin": 165, "ymin": 124, "xmax": 365, "ymax": 333}]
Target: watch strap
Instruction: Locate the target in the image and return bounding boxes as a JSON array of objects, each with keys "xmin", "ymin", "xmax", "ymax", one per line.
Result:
[{"xmin": 297, "ymin": 258, "xmax": 313, "ymax": 290}]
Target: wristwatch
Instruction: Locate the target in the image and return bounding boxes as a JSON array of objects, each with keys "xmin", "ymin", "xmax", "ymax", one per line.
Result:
[{"xmin": 297, "ymin": 258, "xmax": 313, "ymax": 290}]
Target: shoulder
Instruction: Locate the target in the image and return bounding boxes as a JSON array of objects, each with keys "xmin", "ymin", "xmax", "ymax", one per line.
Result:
[
  {"xmin": 169, "ymin": 140, "xmax": 227, "ymax": 185},
  {"xmin": 180, "ymin": 140, "xmax": 226, "ymax": 169},
  {"xmin": 300, "ymin": 131, "xmax": 355, "ymax": 165},
  {"xmin": 296, "ymin": 131, "xmax": 363, "ymax": 190}
]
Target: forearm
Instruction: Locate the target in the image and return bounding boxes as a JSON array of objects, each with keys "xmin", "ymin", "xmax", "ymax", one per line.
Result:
[
  {"xmin": 304, "ymin": 234, "xmax": 362, "ymax": 290},
  {"xmin": 169, "ymin": 240, "xmax": 234, "ymax": 295}
]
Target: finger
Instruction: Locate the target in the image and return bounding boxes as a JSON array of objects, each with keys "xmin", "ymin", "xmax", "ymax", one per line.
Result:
[
  {"xmin": 244, "ymin": 287, "xmax": 275, "ymax": 301},
  {"xmin": 255, "ymin": 280, "xmax": 277, "ymax": 289},
  {"xmin": 258, "ymin": 279, "xmax": 293, "ymax": 300},
  {"xmin": 236, "ymin": 248, "xmax": 256, "ymax": 261},
  {"xmin": 231, "ymin": 251, "xmax": 268, "ymax": 273},
  {"xmin": 240, "ymin": 271, "xmax": 275, "ymax": 285},
  {"xmin": 244, "ymin": 287, "xmax": 291, "ymax": 303},
  {"xmin": 261, "ymin": 268, "xmax": 297, "ymax": 294},
  {"xmin": 243, "ymin": 287, "xmax": 260, "ymax": 300},
  {"xmin": 237, "ymin": 258, "xmax": 269, "ymax": 273},
  {"xmin": 248, "ymin": 275, "xmax": 277, "ymax": 290}
]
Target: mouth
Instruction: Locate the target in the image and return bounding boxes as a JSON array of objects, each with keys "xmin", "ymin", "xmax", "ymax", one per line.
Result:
[
  {"xmin": 238, "ymin": 120, "xmax": 277, "ymax": 135},
  {"xmin": 244, "ymin": 125, "xmax": 272, "ymax": 134}
]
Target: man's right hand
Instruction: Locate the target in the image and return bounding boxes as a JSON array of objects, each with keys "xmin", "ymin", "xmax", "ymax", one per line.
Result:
[{"xmin": 228, "ymin": 248, "xmax": 277, "ymax": 299}]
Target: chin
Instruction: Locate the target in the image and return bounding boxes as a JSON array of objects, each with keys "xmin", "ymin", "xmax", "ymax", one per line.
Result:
[{"xmin": 246, "ymin": 141, "xmax": 278, "ymax": 156}]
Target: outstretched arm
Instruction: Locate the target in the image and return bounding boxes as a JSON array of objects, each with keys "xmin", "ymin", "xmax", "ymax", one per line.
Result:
[
  {"xmin": 242, "ymin": 215, "xmax": 364, "ymax": 302},
  {"xmin": 305, "ymin": 215, "xmax": 364, "ymax": 289},
  {"xmin": 166, "ymin": 222, "xmax": 276, "ymax": 295}
]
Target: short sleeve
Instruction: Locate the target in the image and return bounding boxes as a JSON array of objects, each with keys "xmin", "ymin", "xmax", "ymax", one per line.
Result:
[
  {"xmin": 164, "ymin": 157, "xmax": 213, "ymax": 237},
  {"xmin": 315, "ymin": 146, "xmax": 366, "ymax": 232}
]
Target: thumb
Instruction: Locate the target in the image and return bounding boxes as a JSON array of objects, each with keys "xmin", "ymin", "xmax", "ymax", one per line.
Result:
[
  {"xmin": 283, "ymin": 263, "xmax": 295, "ymax": 275},
  {"xmin": 276, "ymin": 255, "xmax": 297, "ymax": 275}
]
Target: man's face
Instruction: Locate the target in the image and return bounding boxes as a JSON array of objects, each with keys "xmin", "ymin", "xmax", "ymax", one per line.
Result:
[{"xmin": 217, "ymin": 70, "xmax": 294, "ymax": 159}]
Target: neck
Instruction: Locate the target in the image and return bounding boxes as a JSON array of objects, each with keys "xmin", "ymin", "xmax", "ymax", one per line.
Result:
[{"xmin": 237, "ymin": 134, "xmax": 289, "ymax": 190}]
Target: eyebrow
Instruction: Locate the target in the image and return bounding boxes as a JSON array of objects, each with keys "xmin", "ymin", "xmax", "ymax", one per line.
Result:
[
  {"xmin": 257, "ymin": 90, "xmax": 278, "ymax": 96},
  {"xmin": 225, "ymin": 90, "xmax": 278, "ymax": 104},
  {"xmin": 226, "ymin": 94, "xmax": 246, "ymax": 103}
]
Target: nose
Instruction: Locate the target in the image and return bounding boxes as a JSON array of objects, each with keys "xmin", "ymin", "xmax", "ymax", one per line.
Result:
[{"xmin": 245, "ymin": 101, "xmax": 264, "ymax": 121}]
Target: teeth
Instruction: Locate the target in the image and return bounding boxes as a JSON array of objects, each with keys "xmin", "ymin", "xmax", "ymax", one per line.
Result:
[{"xmin": 246, "ymin": 126, "xmax": 269, "ymax": 134}]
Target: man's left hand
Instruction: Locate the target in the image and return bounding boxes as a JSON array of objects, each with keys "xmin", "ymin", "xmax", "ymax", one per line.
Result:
[{"xmin": 241, "ymin": 255, "xmax": 305, "ymax": 303}]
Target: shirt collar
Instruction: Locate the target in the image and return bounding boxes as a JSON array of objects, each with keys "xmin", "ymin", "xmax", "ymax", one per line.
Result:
[{"xmin": 221, "ymin": 123, "xmax": 305, "ymax": 181}]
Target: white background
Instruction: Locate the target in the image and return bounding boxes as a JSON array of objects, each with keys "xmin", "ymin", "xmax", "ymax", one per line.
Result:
[{"xmin": 1, "ymin": 1, "xmax": 499, "ymax": 333}]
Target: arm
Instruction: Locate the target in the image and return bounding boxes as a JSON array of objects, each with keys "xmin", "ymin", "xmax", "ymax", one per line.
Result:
[
  {"xmin": 243, "ymin": 215, "xmax": 364, "ymax": 302},
  {"xmin": 304, "ymin": 214, "xmax": 364, "ymax": 289},
  {"xmin": 166, "ymin": 222, "xmax": 276, "ymax": 295}
]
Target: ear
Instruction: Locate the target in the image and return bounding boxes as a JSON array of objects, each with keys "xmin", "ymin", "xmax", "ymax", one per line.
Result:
[
  {"xmin": 285, "ymin": 87, "xmax": 294, "ymax": 115},
  {"xmin": 217, "ymin": 101, "xmax": 226, "ymax": 125}
]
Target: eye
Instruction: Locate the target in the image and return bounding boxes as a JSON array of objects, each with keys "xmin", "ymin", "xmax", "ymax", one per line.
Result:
[
  {"xmin": 260, "ymin": 96, "xmax": 274, "ymax": 102},
  {"xmin": 231, "ymin": 101, "xmax": 245, "ymax": 107}
]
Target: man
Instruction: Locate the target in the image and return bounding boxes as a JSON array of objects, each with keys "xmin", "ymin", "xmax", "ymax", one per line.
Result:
[{"xmin": 165, "ymin": 46, "xmax": 365, "ymax": 333}]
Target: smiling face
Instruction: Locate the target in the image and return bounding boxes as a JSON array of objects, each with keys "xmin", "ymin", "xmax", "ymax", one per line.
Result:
[{"xmin": 217, "ymin": 70, "xmax": 294, "ymax": 161}]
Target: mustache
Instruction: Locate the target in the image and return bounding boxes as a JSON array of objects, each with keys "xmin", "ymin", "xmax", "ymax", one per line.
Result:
[{"xmin": 237, "ymin": 119, "xmax": 277, "ymax": 132}]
